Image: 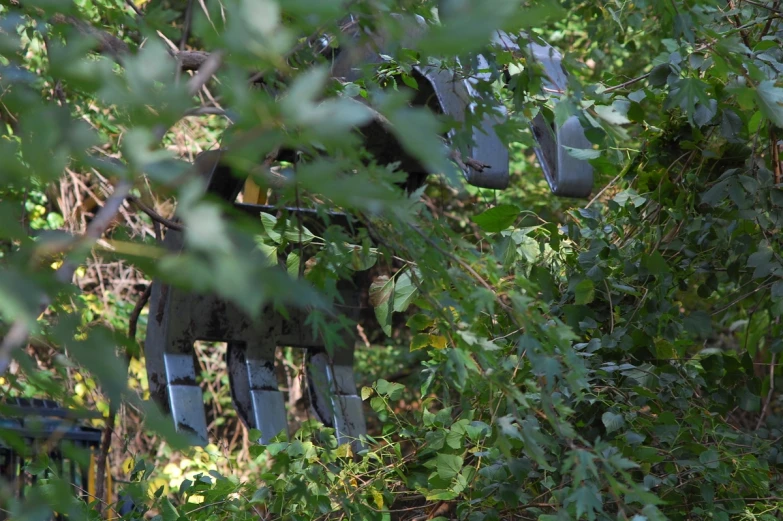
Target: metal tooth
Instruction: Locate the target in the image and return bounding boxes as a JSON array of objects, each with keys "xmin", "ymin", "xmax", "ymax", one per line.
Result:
[
  {"xmin": 329, "ymin": 14, "xmax": 509, "ymax": 190},
  {"xmin": 494, "ymin": 32, "xmax": 595, "ymax": 198},
  {"xmin": 307, "ymin": 351, "xmax": 367, "ymax": 450},
  {"xmin": 227, "ymin": 341, "xmax": 288, "ymax": 444},
  {"xmin": 168, "ymin": 385, "xmax": 208, "ymax": 446},
  {"xmin": 249, "ymin": 390, "xmax": 288, "ymax": 444},
  {"xmin": 413, "ymin": 60, "xmax": 510, "ymax": 190}
]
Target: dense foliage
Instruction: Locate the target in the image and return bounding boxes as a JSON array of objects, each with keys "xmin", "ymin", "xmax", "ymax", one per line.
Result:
[{"xmin": 2, "ymin": 0, "xmax": 783, "ymax": 520}]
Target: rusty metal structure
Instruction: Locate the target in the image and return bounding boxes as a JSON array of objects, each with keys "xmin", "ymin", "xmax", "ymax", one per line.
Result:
[{"xmin": 144, "ymin": 22, "xmax": 594, "ymax": 448}]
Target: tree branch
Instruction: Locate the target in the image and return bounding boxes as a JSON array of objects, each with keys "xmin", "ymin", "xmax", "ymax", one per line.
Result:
[
  {"xmin": 51, "ymin": 14, "xmax": 209, "ymax": 70},
  {"xmin": 127, "ymin": 195, "xmax": 183, "ymax": 231},
  {"xmin": 187, "ymin": 50, "xmax": 224, "ymax": 96},
  {"xmin": 176, "ymin": 50, "xmax": 211, "ymax": 71}
]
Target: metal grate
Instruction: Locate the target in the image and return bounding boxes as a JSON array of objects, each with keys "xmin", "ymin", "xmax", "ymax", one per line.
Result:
[{"xmin": 0, "ymin": 399, "xmax": 105, "ymax": 521}]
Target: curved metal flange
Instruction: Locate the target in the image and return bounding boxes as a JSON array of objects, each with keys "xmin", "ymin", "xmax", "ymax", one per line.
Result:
[
  {"xmin": 332, "ymin": 16, "xmax": 594, "ymax": 196},
  {"xmin": 496, "ymin": 33, "xmax": 595, "ymax": 198}
]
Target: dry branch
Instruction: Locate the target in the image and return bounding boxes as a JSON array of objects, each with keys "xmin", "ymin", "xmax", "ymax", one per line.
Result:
[{"xmin": 51, "ymin": 14, "xmax": 209, "ymax": 70}]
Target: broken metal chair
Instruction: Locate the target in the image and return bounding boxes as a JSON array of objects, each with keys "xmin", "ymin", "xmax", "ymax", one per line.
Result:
[{"xmin": 143, "ymin": 21, "xmax": 595, "ymax": 449}]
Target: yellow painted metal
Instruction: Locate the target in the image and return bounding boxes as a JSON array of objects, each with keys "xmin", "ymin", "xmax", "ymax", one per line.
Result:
[
  {"xmin": 88, "ymin": 452, "xmax": 96, "ymax": 499},
  {"xmin": 106, "ymin": 460, "xmax": 113, "ymax": 521},
  {"xmin": 243, "ymin": 178, "xmax": 267, "ymax": 205}
]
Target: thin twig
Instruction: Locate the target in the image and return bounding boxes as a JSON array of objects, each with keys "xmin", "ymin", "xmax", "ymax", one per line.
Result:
[
  {"xmin": 407, "ymin": 224, "xmax": 514, "ymax": 316},
  {"xmin": 187, "ymin": 50, "xmax": 224, "ymax": 96},
  {"xmin": 728, "ymin": 0, "xmax": 753, "ymax": 49},
  {"xmin": 604, "ymin": 279, "xmax": 614, "ymax": 333},
  {"xmin": 175, "ymin": 0, "xmax": 195, "ymax": 85},
  {"xmin": 94, "ymin": 408, "xmax": 116, "ymax": 514},
  {"xmin": 128, "ymin": 285, "xmax": 152, "ymax": 341},
  {"xmin": 586, "ymin": 170, "xmax": 623, "ymax": 208},
  {"xmin": 179, "ymin": 0, "xmax": 195, "ymax": 51},
  {"xmin": 745, "ymin": 0, "xmax": 783, "ymax": 12},
  {"xmin": 125, "ymin": 0, "xmax": 143, "ymax": 17},
  {"xmin": 184, "ymin": 106, "xmax": 230, "ymax": 118},
  {"xmin": 153, "ymin": 51, "xmax": 225, "ymax": 141},
  {"xmin": 711, "ymin": 280, "xmax": 775, "ymax": 316},
  {"xmin": 127, "ymin": 196, "xmax": 183, "ymax": 231},
  {"xmin": 760, "ymin": 0, "xmax": 782, "ymax": 35},
  {"xmin": 603, "ymin": 72, "xmax": 652, "ymax": 93},
  {"xmin": 756, "ymin": 353, "xmax": 777, "ymax": 430},
  {"xmin": 51, "ymin": 14, "xmax": 208, "ymax": 70}
]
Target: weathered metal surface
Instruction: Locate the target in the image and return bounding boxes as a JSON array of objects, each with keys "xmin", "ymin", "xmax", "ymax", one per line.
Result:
[
  {"xmin": 144, "ymin": 151, "xmax": 366, "ymax": 449},
  {"xmin": 496, "ymin": 33, "xmax": 595, "ymax": 198},
  {"xmin": 145, "ymin": 19, "xmax": 595, "ymax": 453},
  {"xmin": 414, "ymin": 56, "xmax": 510, "ymax": 189},
  {"xmin": 332, "ymin": 15, "xmax": 594, "ymax": 196}
]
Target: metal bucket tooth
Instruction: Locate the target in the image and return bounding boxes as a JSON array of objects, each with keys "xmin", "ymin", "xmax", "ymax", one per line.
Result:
[
  {"xmin": 306, "ymin": 349, "xmax": 366, "ymax": 450},
  {"xmin": 144, "ymin": 278, "xmax": 208, "ymax": 445},
  {"xmin": 227, "ymin": 341, "xmax": 288, "ymax": 444}
]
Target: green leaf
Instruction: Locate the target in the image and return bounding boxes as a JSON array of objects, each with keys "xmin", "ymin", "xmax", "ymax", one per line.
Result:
[
  {"xmin": 383, "ymin": 105, "xmax": 456, "ymax": 183},
  {"xmin": 419, "ymin": 0, "xmax": 519, "ymax": 55},
  {"xmin": 642, "ymin": 252, "xmax": 669, "ymax": 275},
  {"xmin": 567, "ymin": 485, "xmax": 602, "ymax": 521},
  {"xmin": 699, "ymin": 449, "xmax": 720, "ymax": 469},
  {"xmin": 370, "ymin": 396, "xmax": 387, "ymax": 414},
  {"xmin": 250, "ymin": 486, "xmax": 270, "ymax": 504},
  {"xmin": 0, "ymin": 269, "xmax": 43, "ymax": 327},
  {"xmin": 401, "ymin": 74, "xmax": 418, "ymax": 90},
  {"xmin": 436, "ymin": 453, "xmax": 464, "ymax": 481},
  {"xmin": 283, "ymin": 223, "xmax": 315, "ymax": 244},
  {"xmin": 755, "ymin": 80, "xmax": 783, "ymax": 127},
  {"xmin": 286, "ymin": 252, "xmax": 300, "ymax": 277},
  {"xmin": 748, "ymin": 247, "xmax": 773, "ymax": 268},
  {"xmin": 602, "ymin": 411, "xmax": 625, "ymax": 434},
  {"xmin": 739, "ymin": 386, "xmax": 760, "ymax": 412},
  {"xmin": 411, "ymin": 333, "xmax": 431, "ymax": 351},
  {"xmin": 772, "ymin": 281, "xmax": 783, "ymax": 300},
  {"xmin": 369, "ymin": 275, "xmax": 394, "ymax": 336},
  {"xmin": 393, "ymin": 271, "xmax": 418, "ymax": 313},
  {"xmin": 594, "ymin": 104, "xmax": 630, "ymax": 125},
  {"xmin": 160, "ymin": 498, "xmax": 179, "ymax": 521},
  {"xmin": 255, "ymin": 240, "xmax": 278, "ymax": 266},
  {"xmin": 684, "ymin": 310, "xmax": 712, "ymax": 337},
  {"xmin": 574, "ymin": 279, "xmax": 595, "ymax": 305},
  {"xmin": 563, "ymin": 146, "xmax": 601, "ymax": 160},
  {"xmin": 376, "ymin": 379, "xmax": 405, "ymax": 401},
  {"xmin": 349, "ymin": 244, "xmax": 377, "ymax": 271},
  {"xmin": 647, "ymin": 63, "xmax": 672, "ymax": 87},
  {"xmin": 240, "ymin": 0, "xmax": 280, "ymax": 36},
  {"xmin": 407, "ymin": 314, "xmax": 433, "ymax": 331},
  {"xmin": 261, "ymin": 213, "xmax": 282, "ymax": 243},
  {"xmin": 471, "ymin": 204, "xmax": 520, "ymax": 232},
  {"xmin": 613, "ymin": 189, "xmax": 646, "ymax": 207},
  {"xmin": 667, "ymin": 77, "xmax": 712, "ymax": 125},
  {"xmin": 445, "ymin": 430, "xmax": 463, "ymax": 449}
]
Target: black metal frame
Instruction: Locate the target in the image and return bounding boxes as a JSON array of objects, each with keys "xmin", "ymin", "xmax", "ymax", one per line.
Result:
[{"xmin": 0, "ymin": 399, "xmax": 103, "ymax": 521}]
